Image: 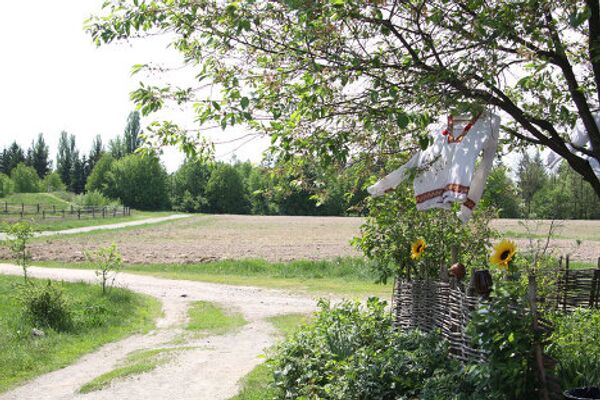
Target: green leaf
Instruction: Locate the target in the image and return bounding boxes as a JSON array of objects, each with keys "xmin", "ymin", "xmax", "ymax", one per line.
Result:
[{"xmin": 240, "ymin": 97, "xmax": 250, "ymax": 109}]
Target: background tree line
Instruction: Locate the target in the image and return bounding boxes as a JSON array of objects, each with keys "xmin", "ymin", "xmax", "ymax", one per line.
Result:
[{"xmin": 1, "ymin": 111, "xmax": 598, "ymax": 218}]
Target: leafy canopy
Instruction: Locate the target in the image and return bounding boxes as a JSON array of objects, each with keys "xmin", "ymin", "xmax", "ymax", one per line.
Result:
[{"xmin": 87, "ymin": 0, "xmax": 600, "ymax": 197}]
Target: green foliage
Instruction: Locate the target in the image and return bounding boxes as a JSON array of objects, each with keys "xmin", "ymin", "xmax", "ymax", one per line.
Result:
[
  {"xmin": 467, "ymin": 282, "xmax": 537, "ymax": 399},
  {"xmin": 205, "ymin": 163, "xmax": 250, "ymax": 214},
  {"xmin": 29, "ymin": 133, "xmax": 51, "ymax": 178},
  {"xmin": 10, "ymin": 163, "xmax": 40, "ymax": 193},
  {"xmin": 170, "ymin": 159, "xmax": 210, "ymax": 212},
  {"xmin": 107, "ymin": 154, "xmax": 170, "ymax": 210},
  {"xmin": 15, "ymin": 281, "xmax": 72, "ymax": 332},
  {"xmin": 85, "ymin": 244, "xmax": 123, "ymax": 295},
  {"xmin": 548, "ymin": 309, "xmax": 600, "ymax": 389},
  {"xmin": 355, "ymin": 183, "xmax": 498, "ymax": 283},
  {"xmin": 87, "ymin": 0, "xmax": 600, "ymax": 198},
  {"xmin": 85, "ymin": 153, "xmax": 114, "ymax": 194},
  {"xmin": 0, "ymin": 274, "xmax": 161, "ymax": 392},
  {"xmin": 271, "ymin": 298, "xmax": 452, "ymax": 400},
  {"xmin": 0, "ymin": 173, "xmax": 14, "ymax": 197},
  {"xmin": 481, "ymin": 164, "xmax": 521, "ymax": 218},
  {"xmin": 41, "ymin": 172, "xmax": 66, "ymax": 192},
  {"xmin": 3, "ymin": 221, "xmax": 35, "ymax": 281},
  {"xmin": 73, "ymin": 190, "xmax": 119, "ymax": 208},
  {"xmin": 517, "ymin": 152, "xmax": 548, "ymax": 216},
  {"xmin": 56, "ymin": 131, "xmax": 76, "ymax": 189}
]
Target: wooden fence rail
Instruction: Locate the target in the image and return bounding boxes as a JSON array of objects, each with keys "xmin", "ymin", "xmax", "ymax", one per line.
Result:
[{"xmin": 0, "ymin": 202, "xmax": 131, "ymax": 220}]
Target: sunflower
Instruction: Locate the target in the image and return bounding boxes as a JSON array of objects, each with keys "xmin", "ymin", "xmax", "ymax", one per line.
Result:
[
  {"xmin": 490, "ymin": 239, "xmax": 517, "ymax": 270},
  {"xmin": 411, "ymin": 239, "xmax": 427, "ymax": 260}
]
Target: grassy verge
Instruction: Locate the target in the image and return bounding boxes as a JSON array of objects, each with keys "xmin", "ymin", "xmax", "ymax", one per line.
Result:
[
  {"xmin": 27, "ymin": 258, "xmax": 391, "ymax": 298},
  {"xmin": 230, "ymin": 313, "xmax": 309, "ymax": 400},
  {"xmin": 0, "ymin": 275, "xmax": 161, "ymax": 393},
  {"xmin": 186, "ymin": 301, "xmax": 247, "ymax": 335},
  {"xmin": 0, "ymin": 211, "xmax": 178, "ymax": 233},
  {"xmin": 79, "ymin": 347, "xmax": 190, "ymax": 393}
]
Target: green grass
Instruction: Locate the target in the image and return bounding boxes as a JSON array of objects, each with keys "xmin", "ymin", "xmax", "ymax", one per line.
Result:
[
  {"xmin": 1, "ymin": 192, "xmax": 71, "ymax": 207},
  {"xmin": 186, "ymin": 301, "xmax": 247, "ymax": 335},
  {"xmin": 0, "ymin": 275, "xmax": 162, "ymax": 393},
  {"xmin": 28, "ymin": 258, "xmax": 391, "ymax": 297},
  {"xmin": 229, "ymin": 313, "xmax": 309, "ymax": 400},
  {"xmin": 79, "ymin": 347, "xmax": 191, "ymax": 393},
  {"xmin": 29, "ymin": 211, "xmax": 177, "ymax": 232}
]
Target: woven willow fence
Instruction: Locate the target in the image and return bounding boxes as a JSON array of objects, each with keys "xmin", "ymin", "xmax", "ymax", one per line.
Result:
[{"xmin": 392, "ymin": 257, "xmax": 600, "ymax": 399}]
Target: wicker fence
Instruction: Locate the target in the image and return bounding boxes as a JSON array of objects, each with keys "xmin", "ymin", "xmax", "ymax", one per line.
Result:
[{"xmin": 0, "ymin": 202, "xmax": 131, "ymax": 220}]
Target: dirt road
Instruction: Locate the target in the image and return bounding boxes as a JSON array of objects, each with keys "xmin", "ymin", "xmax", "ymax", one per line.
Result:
[{"xmin": 0, "ymin": 264, "xmax": 318, "ymax": 400}]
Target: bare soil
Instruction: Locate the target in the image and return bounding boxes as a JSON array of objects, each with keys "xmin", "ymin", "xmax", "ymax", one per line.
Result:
[{"xmin": 0, "ymin": 214, "xmax": 597, "ymax": 264}]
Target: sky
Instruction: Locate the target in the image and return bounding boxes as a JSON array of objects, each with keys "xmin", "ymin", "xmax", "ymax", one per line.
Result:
[{"xmin": 0, "ymin": 0, "xmax": 269, "ymax": 172}]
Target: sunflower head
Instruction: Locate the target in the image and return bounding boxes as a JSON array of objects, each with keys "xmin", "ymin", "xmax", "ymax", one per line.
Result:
[
  {"xmin": 411, "ymin": 239, "xmax": 427, "ymax": 260},
  {"xmin": 490, "ymin": 239, "xmax": 517, "ymax": 270}
]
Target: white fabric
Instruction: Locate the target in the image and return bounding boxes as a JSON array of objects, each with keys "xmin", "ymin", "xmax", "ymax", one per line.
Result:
[
  {"xmin": 367, "ymin": 111, "xmax": 500, "ymax": 223},
  {"xmin": 546, "ymin": 114, "xmax": 600, "ymax": 180}
]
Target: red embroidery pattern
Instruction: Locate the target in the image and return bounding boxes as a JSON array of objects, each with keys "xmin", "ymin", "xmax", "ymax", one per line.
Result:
[
  {"xmin": 464, "ymin": 198, "xmax": 476, "ymax": 210},
  {"xmin": 415, "ymin": 184, "xmax": 470, "ymax": 204}
]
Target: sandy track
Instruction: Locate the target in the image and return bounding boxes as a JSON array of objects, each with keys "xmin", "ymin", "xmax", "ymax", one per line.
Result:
[{"xmin": 0, "ymin": 264, "xmax": 318, "ymax": 400}]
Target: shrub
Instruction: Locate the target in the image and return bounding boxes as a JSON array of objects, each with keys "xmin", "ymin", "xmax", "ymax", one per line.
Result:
[
  {"xmin": 41, "ymin": 171, "xmax": 66, "ymax": 192},
  {"xmin": 171, "ymin": 160, "xmax": 211, "ymax": 212},
  {"xmin": 106, "ymin": 154, "xmax": 170, "ymax": 210},
  {"xmin": 0, "ymin": 173, "xmax": 14, "ymax": 197},
  {"xmin": 73, "ymin": 191, "xmax": 120, "ymax": 208},
  {"xmin": 3, "ymin": 221, "xmax": 35, "ymax": 281},
  {"xmin": 85, "ymin": 153, "xmax": 114, "ymax": 194},
  {"xmin": 205, "ymin": 163, "xmax": 250, "ymax": 214},
  {"xmin": 85, "ymin": 244, "xmax": 123, "ymax": 295},
  {"xmin": 10, "ymin": 163, "xmax": 41, "ymax": 193},
  {"xmin": 271, "ymin": 298, "xmax": 452, "ymax": 399},
  {"xmin": 548, "ymin": 309, "xmax": 600, "ymax": 389},
  {"xmin": 16, "ymin": 280, "xmax": 72, "ymax": 332}
]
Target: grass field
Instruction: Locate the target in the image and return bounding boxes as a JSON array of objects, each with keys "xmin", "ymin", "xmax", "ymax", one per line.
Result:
[
  {"xmin": 0, "ymin": 192, "xmax": 176, "ymax": 232},
  {"xmin": 0, "ymin": 274, "xmax": 161, "ymax": 393},
  {"xmin": 27, "ymin": 258, "xmax": 392, "ymax": 298}
]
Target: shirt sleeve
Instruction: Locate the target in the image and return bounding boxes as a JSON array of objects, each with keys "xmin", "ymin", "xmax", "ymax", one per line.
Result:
[
  {"xmin": 457, "ymin": 114, "xmax": 500, "ymax": 223},
  {"xmin": 367, "ymin": 152, "xmax": 421, "ymax": 197}
]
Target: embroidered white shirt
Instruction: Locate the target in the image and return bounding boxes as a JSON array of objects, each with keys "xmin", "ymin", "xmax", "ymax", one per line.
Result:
[{"xmin": 367, "ymin": 111, "xmax": 500, "ymax": 222}]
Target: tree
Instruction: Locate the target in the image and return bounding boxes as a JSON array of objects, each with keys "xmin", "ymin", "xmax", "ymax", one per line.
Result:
[
  {"xmin": 56, "ymin": 131, "xmax": 76, "ymax": 188},
  {"xmin": 42, "ymin": 172, "xmax": 66, "ymax": 192},
  {"xmin": 108, "ymin": 136, "xmax": 126, "ymax": 159},
  {"xmin": 517, "ymin": 152, "xmax": 548, "ymax": 216},
  {"xmin": 0, "ymin": 173, "xmax": 13, "ymax": 197},
  {"xmin": 123, "ymin": 111, "xmax": 142, "ymax": 154},
  {"xmin": 10, "ymin": 163, "xmax": 40, "ymax": 193},
  {"xmin": 107, "ymin": 154, "xmax": 170, "ymax": 210},
  {"xmin": 171, "ymin": 159, "xmax": 211, "ymax": 212},
  {"xmin": 89, "ymin": 0, "xmax": 600, "ymax": 198},
  {"xmin": 86, "ymin": 153, "xmax": 114, "ymax": 194},
  {"xmin": 29, "ymin": 133, "xmax": 51, "ymax": 178},
  {"xmin": 4, "ymin": 142, "xmax": 25, "ymax": 175},
  {"xmin": 481, "ymin": 164, "xmax": 522, "ymax": 218},
  {"xmin": 88, "ymin": 134, "xmax": 104, "ymax": 172},
  {"xmin": 205, "ymin": 163, "xmax": 250, "ymax": 214},
  {"xmin": 69, "ymin": 154, "xmax": 86, "ymax": 194}
]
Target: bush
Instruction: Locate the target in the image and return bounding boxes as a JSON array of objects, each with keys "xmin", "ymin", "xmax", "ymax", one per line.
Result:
[
  {"xmin": 0, "ymin": 173, "xmax": 14, "ymax": 197},
  {"xmin": 205, "ymin": 163, "xmax": 250, "ymax": 214},
  {"xmin": 271, "ymin": 298, "xmax": 452, "ymax": 399},
  {"xmin": 10, "ymin": 163, "xmax": 40, "ymax": 193},
  {"xmin": 41, "ymin": 172, "xmax": 66, "ymax": 192},
  {"xmin": 106, "ymin": 154, "xmax": 170, "ymax": 210},
  {"xmin": 548, "ymin": 309, "xmax": 600, "ymax": 389},
  {"xmin": 171, "ymin": 160, "xmax": 211, "ymax": 213},
  {"xmin": 16, "ymin": 280, "xmax": 72, "ymax": 332},
  {"xmin": 73, "ymin": 191, "xmax": 120, "ymax": 208},
  {"xmin": 85, "ymin": 153, "xmax": 114, "ymax": 194}
]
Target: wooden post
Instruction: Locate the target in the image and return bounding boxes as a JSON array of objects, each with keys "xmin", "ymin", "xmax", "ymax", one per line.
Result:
[
  {"xmin": 21, "ymin": 203, "xmax": 24, "ymax": 214},
  {"xmin": 70, "ymin": 205, "xmax": 74, "ymax": 215},
  {"xmin": 36, "ymin": 203, "xmax": 40, "ymax": 214},
  {"xmin": 42, "ymin": 210, "xmax": 45, "ymax": 219},
  {"xmin": 62, "ymin": 209, "xmax": 65, "ymax": 218},
  {"xmin": 92, "ymin": 207, "xmax": 95, "ymax": 218},
  {"xmin": 102, "ymin": 207, "xmax": 106, "ymax": 218},
  {"xmin": 528, "ymin": 273, "xmax": 551, "ymax": 400},
  {"xmin": 77, "ymin": 210, "xmax": 81, "ymax": 219},
  {"xmin": 563, "ymin": 255, "xmax": 570, "ymax": 312},
  {"xmin": 53, "ymin": 205, "xmax": 56, "ymax": 214}
]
